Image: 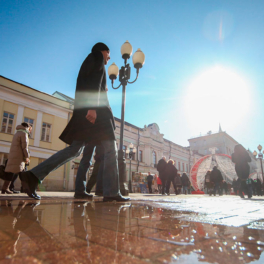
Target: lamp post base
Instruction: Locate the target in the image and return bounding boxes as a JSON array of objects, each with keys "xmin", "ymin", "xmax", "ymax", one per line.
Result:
[{"xmin": 118, "ymin": 150, "xmax": 129, "ymax": 196}]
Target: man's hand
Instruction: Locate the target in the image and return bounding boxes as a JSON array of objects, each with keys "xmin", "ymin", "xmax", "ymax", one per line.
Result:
[{"xmin": 86, "ymin": 110, "xmax": 97, "ymax": 124}]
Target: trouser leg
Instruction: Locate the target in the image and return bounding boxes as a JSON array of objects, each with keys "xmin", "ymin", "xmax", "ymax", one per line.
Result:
[
  {"xmin": 31, "ymin": 141, "xmax": 84, "ymax": 182},
  {"xmin": 166, "ymin": 178, "xmax": 171, "ymax": 194},
  {"xmin": 148, "ymin": 182, "xmax": 152, "ymax": 193},
  {"xmin": 86, "ymin": 159, "xmax": 101, "ymax": 192},
  {"xmin": 100, "ymin": 140, "xmax": 120, "ymax": 197},
  {"xmin": 75, "ymin": 144, "xmax": 95, "ymax": 194},
  {"xmin": 9, "ymin": 174, "xmax": 19, "ymax": 190}
]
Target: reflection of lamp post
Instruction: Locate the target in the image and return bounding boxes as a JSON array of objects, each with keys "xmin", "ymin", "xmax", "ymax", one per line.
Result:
[
  {"xmin": 126, "ymin": 143, "xmax": 137, "ymax": 193},
  {"xmin": 108, "ymin": 41, "xmax": 145, "ymax": 195},
  {"xmin": 253, "ymin": 145, "xmax": 264, "ymax": 185}
]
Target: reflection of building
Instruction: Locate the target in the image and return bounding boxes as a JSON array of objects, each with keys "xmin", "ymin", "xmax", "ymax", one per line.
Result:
[{"xmin": 0, "ymin": 75, "xmax": 199, "ymax": 191}]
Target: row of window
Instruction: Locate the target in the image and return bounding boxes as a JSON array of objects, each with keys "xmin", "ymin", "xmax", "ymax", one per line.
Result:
[
  {"xmin": 1, "ymin": 112, "xmax": 51, "ymax": 142},
  {"xmin": 122, "ymin": 145, "xmax": 189, "ymax": 172}
]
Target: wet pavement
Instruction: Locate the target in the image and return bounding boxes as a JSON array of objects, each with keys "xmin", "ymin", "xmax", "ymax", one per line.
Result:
[{"xmin": 0, "ymin": 193, "xmax": 264, "ymax": 263}]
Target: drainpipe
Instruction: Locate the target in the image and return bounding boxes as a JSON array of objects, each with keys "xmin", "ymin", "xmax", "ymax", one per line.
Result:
[{"xmin": 137, "ymin": 129, "xmax": 140, "ymax": 172}]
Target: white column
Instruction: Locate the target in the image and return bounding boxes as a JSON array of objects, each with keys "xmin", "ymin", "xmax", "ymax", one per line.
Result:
[
  {"xmin": 15, "ymin": 105, "xmax": 25, "ymax": 128},
  {"xmin": 34, "ymin": 111, "xmax": 43, "ymax": 147}
]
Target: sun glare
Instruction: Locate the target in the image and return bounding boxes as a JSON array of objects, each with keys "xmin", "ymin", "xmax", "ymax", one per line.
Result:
[{"xmin": 184, "ymin": 66, "xmax": 251, "ymax": 132}]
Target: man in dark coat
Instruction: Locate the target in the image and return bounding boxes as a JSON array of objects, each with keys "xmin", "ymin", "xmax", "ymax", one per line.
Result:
[
  {"xmin": 20, "ymin": 42, "xmax": 130, "ymax": 202},
  {"xmin": 157, "ymin": 156, "xmax": 167, "ymax": 195},
  {"xmin": 181, "ymin": 172, "xmax": 190, "ymax": 195},
  {"xmin": 146, "ymin": 172, "xmax": 154, "ymax": 193},
  {"xmin": 210, "ymin": 166, "xmax": 223, "ymax": 196}
]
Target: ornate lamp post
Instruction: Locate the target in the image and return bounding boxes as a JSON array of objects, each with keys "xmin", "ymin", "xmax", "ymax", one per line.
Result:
[
  {"xmin": 253, "ymin": 145, "xmax": 264, "ymax": 186},
  {"xmin": 126, "ymin": 143, "xmax": 137, "ymax": 193},
  {"xmin": 108, "ymin": 41, "xmax": 145, "ymax": 195}
]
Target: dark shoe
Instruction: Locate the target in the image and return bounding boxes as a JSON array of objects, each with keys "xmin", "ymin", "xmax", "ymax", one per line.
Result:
[
  {"xmin": 1, "ymin": 189, "xmax": 13, "ymax": 194},
  {"xmin": 103, "ymin": 195, "xmax": 130, "ymax": 202},
  {"xmin": 19, "ymin": 171, "xmax": 40, "ymax": 200},
  {"xmin": 74, "ymin": 192, "xmax": 93, "ymax": 199},
  {"xmin": 95, "ymin": 191, "xmax": 103, "ymax": 196},
  {"xmin": 10, "ymin": 189, "xmax": 20, "ymax": 194}
]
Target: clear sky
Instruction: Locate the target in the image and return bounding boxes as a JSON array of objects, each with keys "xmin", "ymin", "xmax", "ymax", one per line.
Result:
[{"xmin": 1, "ymin": 0, "xmax": 264, "ymax": 153}]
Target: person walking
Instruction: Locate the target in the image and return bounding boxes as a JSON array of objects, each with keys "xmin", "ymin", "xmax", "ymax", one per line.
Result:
[
  {"xmin": 210, "ymin": 166, "xmax": 223, "ymax": 196},
  {"xmin": 19, "ymin": 42, "xmax": 130, "ymax": 202},
  {"xmin": 181, "ymin": 172, "xmax": 190, "ymax": 195},
  {"xmin": 157, "ymin": 156, "xmax": 167, "ymax": 195},
  {"xmin": 232, "ymin": 178, "xmax": 238, "ymax": 195},
  {"xmin": 147, "ymin": 172, "xmax": 153, "ymax": 193},
  {"xmin": 1, "ymin": 123, "xmax": 31, "ymax": 194},
  {"xmin": 157, "ymin": 175, "xmax": 162, "ymax": 194},
  {"xmin": 204, "ymin": 170, "xmax": 211, "ymax": 194},
  {"xmin": 232, "ymin": 144, "xmax": 252, "ymax": 198},
  {"xmin": 165, "ymin": 159, "xmax": 178, "ymax": 195}
]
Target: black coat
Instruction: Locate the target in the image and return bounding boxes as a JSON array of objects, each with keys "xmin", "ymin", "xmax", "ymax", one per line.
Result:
[
  {"xmin": 210, "ymin": 168, "xmax": 223, "ymax": 183},
  {"xmin": 59, "ymin": 51, "xmax": 116, "ymax": 145},
  {"xmin": 231, "ymin": 145, "xmax": 251, "ymax": 180},
  {"xmin": 165, "ymin": 163, "xmax": 178, "ymax": 179},
  {"xmin": 157, "ymin": 159, "xmax": 167, "ymax": 178},
  {"xmin": 181, "ymin": 173, "xmax": 190, "ymax": 187}
]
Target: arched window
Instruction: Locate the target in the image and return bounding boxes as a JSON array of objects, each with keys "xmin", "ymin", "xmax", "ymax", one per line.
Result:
[{"xmin": 152, "ymin": 151, "xmax": 157, "ymax": 165}]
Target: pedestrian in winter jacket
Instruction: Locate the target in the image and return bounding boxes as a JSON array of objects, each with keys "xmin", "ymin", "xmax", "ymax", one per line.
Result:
[
  {"xmin": 181, "ymin": 172, "xmax": 190, "ymax": 195},
  {"xmin": 165, "ymin": 159, "xmax": 178, "ymax": 195},
  {"xmin": 157, "ymin": 156, "xmax": 167, "ymax": 195},
  {"xmin": 1, "ymin": 123, "xmax": 31, "ymax": 194},
  {"xmin": 232, "ymin": 144, "xmax": 252, "ymax": 198},
  {"xmin": 210, "ymin": 166, "xmax": 223, "ymax": 196}
]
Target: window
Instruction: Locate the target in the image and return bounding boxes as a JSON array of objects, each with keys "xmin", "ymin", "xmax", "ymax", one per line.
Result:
[
  {"xmin": 186, "ymin": 164, "xmax": 189, "ymax": 172},
  {"xmin": 182, "ymin": 163, "xmax": 184, "ymax": 171},
  {"xmin": 152, "ymin": 151, "xmax": 157, "ymax": 165},
  {"xmin": 139, "ymin": 150, "xmax": 143, "ymax": 162},
  {"xmin": 24, "ymin": 117, "xmax": 34, "ymax": 137},
  {"xmin": 41, "ymin": 123, "xmax": 51, "ymax": 142},
  {"xmin": 1, "ymin": 112, "xmax": 14, "ymax": 134},
  {"xmin": 178, "ymin": 161, "xmax": 180, "ymax": 171}
]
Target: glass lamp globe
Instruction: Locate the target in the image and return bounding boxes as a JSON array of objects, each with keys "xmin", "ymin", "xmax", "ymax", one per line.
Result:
[
  {"xmin": 108, "ymin": 63, "xmax": 119, "ymax": 80},
  {"xmin": 132, "ymin": 48, "xmax": 145, "ymax": 69},
  {"xmin": 133, "ymin": 147, "xmax": 137, "ymax": 153},
  {"xmin": 121, "ymin": 40, "xmax": 133, "ymax": 60},
  {"xmin": 253, "ymin": 150, "xmax": 258, "ymax": 156},
  {"xmin": 129, "ymin": 143, "xmax": 134, "ymax": 149},
  {"xmin": 125, "ymin": 149, "xmax": 129, "ymax": 154},
  {"xmin": 258, "ymin": 145, "xmax": 263, "ymax": 152}
]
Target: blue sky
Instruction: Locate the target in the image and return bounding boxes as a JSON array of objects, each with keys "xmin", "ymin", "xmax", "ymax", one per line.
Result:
[{"xmin": 1, "ymin": 0, "xmax": 264, "ymax": 153}]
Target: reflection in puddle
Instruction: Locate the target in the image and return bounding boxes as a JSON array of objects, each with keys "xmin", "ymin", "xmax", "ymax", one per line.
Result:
[{"xmin": 0, "ymin": 200, "xmax": 264, "ymax": 263}]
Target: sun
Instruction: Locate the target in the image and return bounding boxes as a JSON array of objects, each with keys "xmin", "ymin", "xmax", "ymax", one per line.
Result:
[{"xmin": 183, "ymin": 66, "xmax": 251, "ymax": 132}]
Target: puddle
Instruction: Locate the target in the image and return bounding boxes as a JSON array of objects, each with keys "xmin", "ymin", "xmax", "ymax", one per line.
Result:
[{"xmin": 0, "ymin": 199, "xmax": 264, "ymax": 263}]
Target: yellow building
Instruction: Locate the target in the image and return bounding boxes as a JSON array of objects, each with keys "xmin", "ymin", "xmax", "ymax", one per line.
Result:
[
  {"xmin": 0, "ymin": 75, "xmax": 77, "ymax": 191},
  {"xmin": 0, "ymin": 75, "xmax": 202, "ymax": 192}
]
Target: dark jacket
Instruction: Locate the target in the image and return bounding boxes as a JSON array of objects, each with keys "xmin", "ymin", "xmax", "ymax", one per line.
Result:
[
  {"xmin": 157, "ymin": 159, "xmax": 167, "ymax": 177},
  {"xmin": 232, "ymin": 144, "xmax": 251, "ymax": 179},
  {"xmin": 147, "ymin": 174, "xmax": 153, "ymax": 182},
  {"xmin": 165, "ymin": 163, "xmax": 178, "ymax": 179},
  {"xmin": 181, "ymin": 173, "xmax": 190, "ymax": 187},
  {"xmin": 210, "ymin": 167, "xmax": 223, "ymax": 183},
  {"xmin": 59, "ymin": 51, "xmax": 116, "ymax": 145}
]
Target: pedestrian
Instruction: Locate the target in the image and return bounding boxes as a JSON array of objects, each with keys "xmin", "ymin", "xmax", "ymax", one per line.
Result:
[
  {"xmin": 0, "ymin": 122, "xmax": 31, "ymax": 194},
  {"xmin": 174, "ymin": 173, "xmax": 182, "ymax": 194},
  {"xmin": 181, "ymin": 172, "xmax": 190, "ymax": 195},
  {"xmin": 222, "ymin": 180, "xmax": 228, "ymax": 195},
  {"xmin": 147, "ymin": 172, "xmax": 153, "ymax": 193},
  {"xmin": 256, "ymin": 178, "xmax": 262, "ymax": 196},
  {"xmin": 204, "ymin": 170, "xmax": 212, "ymax": 194},
  {"xmin": 157, "ymin": 156, "xmax": 167, "ymax": 195},
  {"xmin": 157, "ymin": 175, "xmax": 162, "ymax": 194},
  {"xmin": 165, "ymin": 159, "xmax": 178, "ymax": 195},
  {"xmin": 153, "ymin": 174, "xmax": 158, "ymax": 193},
  {"xmin": 19, "ymin": 42, "xmax": 130, "ymax": 202},
  {"xmin": 231, "ymin": 144, "xmax": 252, "ymax": 198},
  {"xmin": 210, "ymin": 166, "xmax": 223, "ymax": 196}
]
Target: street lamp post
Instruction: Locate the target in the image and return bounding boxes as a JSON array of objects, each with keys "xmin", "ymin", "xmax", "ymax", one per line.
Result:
[
  {"xmin": 126, "ymin": 143, "xmax": 137, "ymax": 193},
  {"xmin": 108, "ymin": 41, "xmax": 145, "ymax": 195},
  {"xmin": 253, "ymin": 144, "xmax": 264, "ymax": 186}
]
